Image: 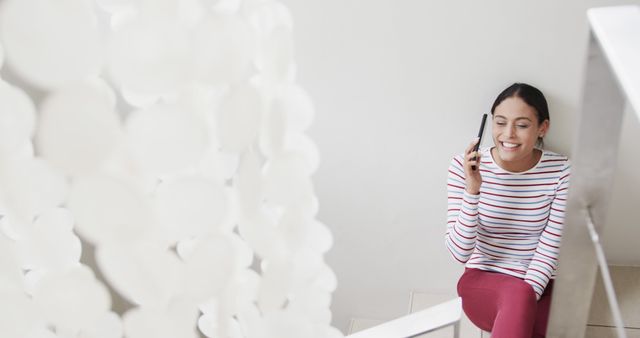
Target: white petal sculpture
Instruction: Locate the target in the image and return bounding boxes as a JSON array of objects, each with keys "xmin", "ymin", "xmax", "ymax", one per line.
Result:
[
  {"xmin": 96, "ymin": 242, "xmax": 187, "ymax": 309},
  {"xmin": 37, "ymin": 82, "xmax": 121, "ymax": 176},
  {"xmin": 276, "ymin": 84, "xmax": 316, "ymax": 133},
  {"xmin": 0, "ymin": 0, "xmax": 103, "ymax": 89},
  {"xmin": 217, "ymin": 85, "xmax": 263, "ymax": 153},
  {"xmin": 24, "ymin": 328, "xmax": 60, "ymax": 338},
  {"xmin": 0, "ymin": 0, "xmax": 342, "ymax": 337},
  {"xmin": 122, "ymin": 299, "xmax": 200, "ymax": 338},
  {"xmin": 0, "ymin": 81, "xmax": 36, "ymax": 158},
  {"xmin": 125, "ymin": 104, "xmax": 208, "ymax": 175},
  {"xmin": 32, "ymin": 266, "xmax": 111, "ymax": 335},
  {"xmin": 0, "ymin": 289, "xmax": 39, "ymax": 338},
  {"xmin": 76, "ymin": 311, "xmax": 124, "ymax": 338},
  {"xmin": 0, "ymin": 235, "xmax": 19, "ymax": 277},
  {"xmin": 68, "ymin": 174, "xmax": 153, "ymax": 245},
  {"xmin": 154, "ymin": 177, "xmax": 229, "ymax": 241},
  {"xmin": 0, "ymin": 158, "xmax": 68, "ymax": 238},
  {"xmin": 15, "ymin": 208, "xmax": 81, "ymax": 271},
  {"xmin": 192, "ymin": 15, "xmax": 256, "ymax": 85},
  {"xmin": 108, "ymin": 17, "xmax": 191, "ymax": 102}
]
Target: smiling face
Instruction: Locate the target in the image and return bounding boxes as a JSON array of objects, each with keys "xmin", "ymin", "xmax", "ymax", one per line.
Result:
[{"xmin": 491, "ymin": 96, "xmax": 549, "ymax": 172}]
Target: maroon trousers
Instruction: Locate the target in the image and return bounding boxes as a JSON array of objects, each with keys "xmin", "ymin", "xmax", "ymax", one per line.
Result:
[{"xmin": 457, "ymin": 268, "xmax": 553, "ymax": 338}]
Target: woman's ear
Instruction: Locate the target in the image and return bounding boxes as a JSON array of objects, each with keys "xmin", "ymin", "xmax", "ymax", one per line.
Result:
[{"xmin": 539, "ymin": 119, "xmax": 550, "ymax": 137}]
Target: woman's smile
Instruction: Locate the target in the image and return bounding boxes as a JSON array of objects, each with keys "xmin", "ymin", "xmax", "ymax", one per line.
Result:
[{"xmin": 500, "ymin": 141, "xmax": 520, "ymax": 150}]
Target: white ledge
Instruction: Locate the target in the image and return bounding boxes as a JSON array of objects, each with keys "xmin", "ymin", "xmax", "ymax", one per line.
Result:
[
  {"xmin": 346, "ymin": 297, "xmax": 462, "ymax": 338},
  {"xmin": 587, "ymin": 5, "xmax": 640, "ymax": 117}
]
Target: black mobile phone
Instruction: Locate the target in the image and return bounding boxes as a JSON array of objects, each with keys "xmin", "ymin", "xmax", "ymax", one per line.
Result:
[{"xmin": 471, "ymin": 113, "xmax": 488, "ymax": 171}]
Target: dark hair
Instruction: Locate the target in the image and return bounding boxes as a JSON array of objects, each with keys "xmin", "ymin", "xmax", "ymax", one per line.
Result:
[{"xmin": 490, "ymin": 83, "xmax": 549, "ymax": 147}]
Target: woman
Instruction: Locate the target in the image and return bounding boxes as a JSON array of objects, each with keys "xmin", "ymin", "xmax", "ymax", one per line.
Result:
[{"xmin": 445, "ymin": 83, "xmax": 571, "ymax": 338}]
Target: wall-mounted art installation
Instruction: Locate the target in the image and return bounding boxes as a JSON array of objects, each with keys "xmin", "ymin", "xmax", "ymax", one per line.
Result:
[{"xmin": 0, "ymin": 1, "xmax": 342, "ymax": 337}]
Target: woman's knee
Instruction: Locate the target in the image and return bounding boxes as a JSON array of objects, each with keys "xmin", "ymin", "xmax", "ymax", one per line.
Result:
[
  {"xmin": 457, "ymin": 270, "xmax": 477, "ymax": 297},
  {"xmin": 460, "ymin": 291, "xmax": 497, "ymax": 332},
  {"xmin": 503, "ymin": 280, "xmax": 537, "ymax": 308}
]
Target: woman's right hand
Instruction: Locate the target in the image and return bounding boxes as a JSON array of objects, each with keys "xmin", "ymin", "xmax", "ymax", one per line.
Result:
[{"xmin": 464, "ymin": 138, "xmax": 482, "ymax": 195}]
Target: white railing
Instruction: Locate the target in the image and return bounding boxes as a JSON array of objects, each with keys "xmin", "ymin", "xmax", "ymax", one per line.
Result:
[
  {"xmin": 346, "ymin": 298, "xmax": 462, "ymax": 338},
  {"xmin": 548, "ymin": 5, "xmax": 640, "ymax": 338}
]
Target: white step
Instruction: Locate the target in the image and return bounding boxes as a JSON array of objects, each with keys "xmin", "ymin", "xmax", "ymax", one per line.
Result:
[
  {"xmin": 348, "ymin": 293, "xmax": 485, "ymax": 337},
  {"xmin": 347, "ymin": 298, "xmax": 462, "ymax": 338},
  {"xmin": 348, "ymin": 318, "xmax": 386, "ymax": 335},
  {"xmin": 409, "ymin": 292, "xmax": 484, "ymax": 338}
]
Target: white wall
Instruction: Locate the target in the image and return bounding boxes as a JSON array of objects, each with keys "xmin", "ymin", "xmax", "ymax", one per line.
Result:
[{"xmin": 279, "ymin": 0, "xmax": 640, "ymax": 332}]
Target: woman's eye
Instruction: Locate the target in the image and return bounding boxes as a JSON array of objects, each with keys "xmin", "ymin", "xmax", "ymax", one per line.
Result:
[
  {"xmin": 496, "ymin": 122, "xmax": 506, "ymax": 126},
  {"xmin": 517, "ymin": 124, "xmax": 529, "ymax": 128}
]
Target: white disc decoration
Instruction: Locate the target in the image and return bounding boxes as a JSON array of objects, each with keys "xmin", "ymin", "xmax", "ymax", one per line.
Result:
[
  {"xmin": 0, "ymin": 158, "xmax": 68, "ymax": 228},
  {"xmin": 76, "ymin": 311, "xmax": 124, "ymax": 338},
  {"xmin": 274, "ymin": 84, "xmax": 315, "ymax": 133},
  {"xmin": 0, "ymin": 289, "xmax": 39, "ymax": 338},
  {"xmin": 24, "ymin": 328, "xmax": 60, "ymax": 338},
  {"xmin": 182, "ymin": 235, "xmax": 237, "ymax": 302},
  {"xmin": 259, "ymin": 101, "xmax": 286, "ymax": 158},
  {"xmin": 32, "ymin": 265, "xmax": 111, "ymax": 334},
  {"xmin": 15, "ymin": 208, "xmax": 81, "ymax": 271},
  {"xmin": 126, "ymin": 104, "xmax": 208, "ymax": 176},
  {"xmin": 286, "ymin": 133, "xmax": 320, "ymax": 174},
  {"xmin": 108, "ymin": 17, "xmax": 191, "ymax": 100},
  {"xmin": 23, "ymin": 269, "xmax": 49, "ymax": 298},
  {"xmin": 235, "ymin": 151, "xmax": 265, "ymax": 219},
  {"xmin": 37, "ymin": 82, "xmax": 121, "ymax": 176},
  {"xmin": 258, "ymin": 26, "xmax": 295, "ymax": 85},
  {"xmin": 0, "ymin": 234, "xmax": 23, "ymax": 292},
  {"xmin": 123, "ymin": 299, "xmax": 200, "ymax": 338},
  {"xmin": 237, "ymin": 210, "xmax": 286, "ymax": 260},
  {"xmin": 95, "ymin": 243, "xmax": 185, "ymax": 308},
  {"xmin": 67, "ymin": 174, "xmax": 153, "ymax": 245},
  {"xmin": 198, "ymin": 147, "xmax": 240, "ymax": 183},
  {"xmin": 257, "ymin": 258, "xmax": 294, "ymax": 314},
  {"xmin": 263, "ymin": 151, "xmax": 314, "ymax": 207},
  {"xmin": 209, "ymin": 267, "xmax": 261, "ymax": 317},
  {"xmin": 0, "ymin": 1, "xmax": 343, "ymax": 337},
  {"xmin": 154, "ymin": 176, "xmax": 229, "ymax": 242},
  {"xmin": 217, "ymin": 84, "xmax": 263, "ymax": 153},
  {"xmin": 192, "ymin": 14, "xmax": 256, "ymax": 85},
  {"xmin": 279, "ymin": 210, "xmax": 333, "ymax": 255},
  {"xmin": 198, "ymin": 314, "xmax": 244, "ymax": 338},
  {"xmin": 0, "ymin": 81, "xmax": 36, "ymax": 157},
  {"xmin": 120, "ymin": 86, "xmax": 162, "ymax": 109},
  {"xmin": 0, "ymin": 0, "xmax": 103, "ymax": 89}
]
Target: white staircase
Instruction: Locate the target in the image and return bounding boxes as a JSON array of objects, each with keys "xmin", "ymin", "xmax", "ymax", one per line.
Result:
[
  {"xmin": 346, "ymin": 297, "xmax": 462, "ymax": 338},
  {"xmin": 347, "ymin": 292, "xmax": 487, "ymax": 338},
  {"xmin": 407, "ymin": 292, "xmax": 486, "ymax": 338}
]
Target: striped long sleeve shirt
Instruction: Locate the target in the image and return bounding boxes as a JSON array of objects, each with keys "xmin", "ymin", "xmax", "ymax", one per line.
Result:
[{"xmin": 445, "ymin": 147, "xmax": 571, "ymax": 300}]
